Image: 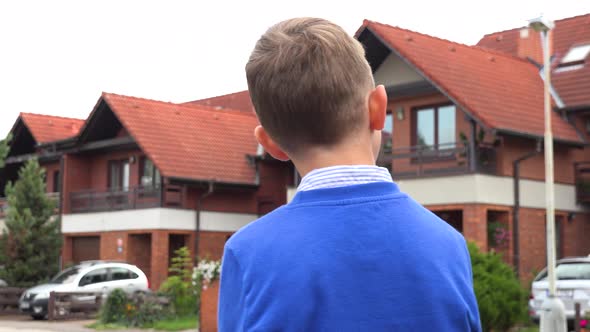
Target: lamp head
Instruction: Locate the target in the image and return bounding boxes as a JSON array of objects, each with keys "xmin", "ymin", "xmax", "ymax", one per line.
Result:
[{"xmin": 528, "ymin": 16, "xmax": 555, "ymax": 32}]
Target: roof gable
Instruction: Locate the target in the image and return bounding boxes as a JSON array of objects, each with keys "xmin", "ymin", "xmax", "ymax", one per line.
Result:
[
  {"xmin": 102, "ymin": 93, "xmax": 259, "ymax": 185},
  {"xmin": 361, "ymin": 20, "xmax": 583, "ymax": 144}
]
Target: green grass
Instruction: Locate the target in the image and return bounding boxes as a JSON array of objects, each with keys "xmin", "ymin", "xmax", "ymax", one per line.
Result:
[
  {"xmin": 514, "ymin": 326, "xmax": 539, "ymax": 332},
  {"xmin": 87, "ymin": 316, "xmax": 198, "ymax": 331},
  {"xmin": 151, "ymin": 316, "xmax": 198, "ymax": 331}
]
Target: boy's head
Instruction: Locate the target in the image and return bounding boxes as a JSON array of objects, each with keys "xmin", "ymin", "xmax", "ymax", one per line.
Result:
[{"xmin": 246, "ymin": 18, "xmax": 386, "ymax": 161}]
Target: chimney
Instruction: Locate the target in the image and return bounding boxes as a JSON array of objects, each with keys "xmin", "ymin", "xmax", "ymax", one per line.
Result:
[{"xmin": 517, "ymin": 27, "xmax": 553, "ymax": 65}]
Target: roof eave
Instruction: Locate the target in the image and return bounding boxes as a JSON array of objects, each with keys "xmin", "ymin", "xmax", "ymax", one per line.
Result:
[{"xmin": 496, "ymin": 128, "xmax": 586, "ymax": 147}]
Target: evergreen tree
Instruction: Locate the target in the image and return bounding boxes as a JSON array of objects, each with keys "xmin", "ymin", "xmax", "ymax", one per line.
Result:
[
  {"xmin": 0, "ymin": 159, "xmax": 62, "ymax": 287},
  {"xmin": 0, "ymin": 135, "xmax": 10, "ymax": 169}
]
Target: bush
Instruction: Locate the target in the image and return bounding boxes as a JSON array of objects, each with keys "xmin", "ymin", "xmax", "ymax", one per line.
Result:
[
  {"xmin": 160, "ymin": 275, "xmax": 197, "ymax": 317},
  {"xmin": 99, "ymin": 289, "xmax": 129, "ymax": 324},
  {"xmin": 469, "ymin": 242, "xmax": 526, "ymax": 332}
]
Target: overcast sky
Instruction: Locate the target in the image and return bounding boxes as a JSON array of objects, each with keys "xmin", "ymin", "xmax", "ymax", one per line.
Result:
[{"xmin": 1, "ymin": 0, "xmax": 589, "ymax": 138}]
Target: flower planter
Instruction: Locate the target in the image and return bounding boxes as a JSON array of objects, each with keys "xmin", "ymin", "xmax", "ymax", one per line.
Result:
[{"xmin": 199, "ymin": 279, "xmax": 220, "ymax": 332}]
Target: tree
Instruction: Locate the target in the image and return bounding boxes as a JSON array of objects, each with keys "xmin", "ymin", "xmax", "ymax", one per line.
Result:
[
  {"xmin": 0, "ymin": 134, "xmax": 10, "ymax": 169},
  {"xmin": 0, "ymin": 159, "xmax": 62, "ymax": 287}
]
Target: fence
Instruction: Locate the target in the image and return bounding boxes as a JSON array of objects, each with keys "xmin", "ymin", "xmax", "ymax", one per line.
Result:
[
  {"xmin": 0, "ymin": 287, "xmax": 25, "ymax": 314},
  {"xmin": 47, "ymin": 291, "xmax": 103, "ymax": 320}
]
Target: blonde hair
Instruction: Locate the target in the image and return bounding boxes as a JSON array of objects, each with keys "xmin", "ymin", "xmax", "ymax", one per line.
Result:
[{"xmin": 246, "ymin": 17, "xmax": 374, "ymax": 152}]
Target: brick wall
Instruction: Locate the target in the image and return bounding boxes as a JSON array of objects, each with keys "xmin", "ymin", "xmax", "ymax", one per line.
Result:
[
  {"xmin": 198, "ymin": 231, "xmax": 233, "ymax": 260},
  {"xmin": 425, "ymin": 203, "xmax": 590, "ymax": 283}
]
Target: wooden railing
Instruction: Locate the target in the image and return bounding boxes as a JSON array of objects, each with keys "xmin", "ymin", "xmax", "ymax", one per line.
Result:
[
  {"xmin": 0, "ymin": 287, "xmax": 25, "ymax": 314},
  {"xmin": 574, "ymin": 162, "xmax": 590, "ymax": 204},
  {"xmin": 69, "ymin": 185, "xmax": 184, "ymax": 213},
  {"xmin": 47, "ymin": 291, "xmax": 103, "ymax": 320},
  {"xmin": 377, "ymin": 142, "xmax": 496, "ymax": 179}
]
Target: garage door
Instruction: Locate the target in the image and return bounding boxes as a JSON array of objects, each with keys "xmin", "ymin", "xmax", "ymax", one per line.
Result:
[{"xmin": 72, "ymin": 236, "xmax": 100, "ymax": 263}]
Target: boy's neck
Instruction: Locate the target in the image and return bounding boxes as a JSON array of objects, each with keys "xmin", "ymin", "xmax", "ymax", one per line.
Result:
[{"xmin": 291, "ymin": 144, "xmax": 378, "ymax": 178}]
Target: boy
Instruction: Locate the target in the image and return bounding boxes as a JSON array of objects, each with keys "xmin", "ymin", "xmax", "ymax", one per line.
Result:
[{"xmin": 218, "ymin": 18, "xmax": 481, "ymax": 331}]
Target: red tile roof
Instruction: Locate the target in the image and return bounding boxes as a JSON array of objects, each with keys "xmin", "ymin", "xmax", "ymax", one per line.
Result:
[
  {"xmin": 102, "ymin": 93, "xmax": 259, "ymax": 185},
  {"xmin": 19, "ymin": 113, "xmax": 84, "ymax": 144},
  {"xmin": 477, "ymin": 13, "xmax": 590, "ymax": 108},
  {"xmin": 362, "ymin": 20, "xmax": 583, "ymax": 144},
  {"xmin": 184, "ymin": 90, "xmax": 255, "ymax": 113}
]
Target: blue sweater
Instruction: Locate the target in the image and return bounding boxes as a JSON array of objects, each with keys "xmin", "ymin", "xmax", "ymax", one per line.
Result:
[{"xmin": 218, "ymin": 182, "xmax": 481, "ymax": 331}]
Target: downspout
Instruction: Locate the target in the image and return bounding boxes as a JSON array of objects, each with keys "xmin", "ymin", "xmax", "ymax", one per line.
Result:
[
  {"xmin": 194, "ymin": 180, "xmax": 215, "ymax": 261},
  {"xmin": 512, "ymin": 140, "xmax": 542, "ymax": 277}
]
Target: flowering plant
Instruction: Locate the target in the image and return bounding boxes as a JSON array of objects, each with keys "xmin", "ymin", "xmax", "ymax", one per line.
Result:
[
  {"xmin": 487, "ymin": 221, "xmax": 510, "ymax": 248},
  {"xmin": 193, "ymin": 259, "xmax": 221, "ymax": 288}
]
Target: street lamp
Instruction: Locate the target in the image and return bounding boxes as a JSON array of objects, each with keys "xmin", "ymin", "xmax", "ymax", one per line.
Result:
[{"xmin": 528, "ymin": 16, "xmax": 567, "ymax": 332}]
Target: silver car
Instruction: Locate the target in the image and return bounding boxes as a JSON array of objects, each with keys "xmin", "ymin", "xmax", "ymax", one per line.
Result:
[
  {"xmin": 529, "ymin": 256, "xmax": 590, "ymax": 328},
  {"xmin": 19, "ymin": 261, "xmax": 149, "ymax": 319}
]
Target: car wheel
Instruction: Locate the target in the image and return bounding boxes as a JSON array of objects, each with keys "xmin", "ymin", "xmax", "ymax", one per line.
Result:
[{"xmin": 31, "ymin": 314, "xmax": 45, "ymax": 320}]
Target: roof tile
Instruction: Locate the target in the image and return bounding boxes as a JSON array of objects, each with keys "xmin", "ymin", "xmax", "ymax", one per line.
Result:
[
  {"xmin": 102, "ymin": 93, "xmax": 259, "ymax": 185},
  {"xmin": 364, "ymin": 20, "xmax": 582, "ymax": 143},
  {"xmin": 20, "ymin": 113, "xmax": 84, "ymax": 143}
]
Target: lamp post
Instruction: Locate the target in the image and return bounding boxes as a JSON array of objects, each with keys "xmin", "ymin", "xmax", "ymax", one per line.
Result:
[{"xmin": 528, "ymin": 16, "xmax": 567, "ymax": 332}]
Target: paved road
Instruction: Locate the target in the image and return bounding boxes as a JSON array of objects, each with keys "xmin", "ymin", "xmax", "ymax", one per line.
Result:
[{"xmin": 0, "ymin": 315, "xmax": 198, "ymax": 332}]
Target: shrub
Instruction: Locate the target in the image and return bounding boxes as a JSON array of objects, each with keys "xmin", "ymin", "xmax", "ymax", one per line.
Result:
[
  {"xmin": 128, "ymin": 292, "xmax": 169, "ymax": 327},
  {"xmin": 469, "ymin": 242, "xmax": 526, "ymax": 332},
  {"xmin": 99, "ymin": 288, "xmax": 129, "ymax": 324},
  {"xmin": 160, "ymin": 275, "xmax": 197, "ymax": 317}
]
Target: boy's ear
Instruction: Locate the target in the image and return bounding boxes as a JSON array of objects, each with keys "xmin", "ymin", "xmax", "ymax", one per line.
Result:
[
  {"xmin": 254, "ymin": 125, "xmax": 290, "ymax": 161},
  {"xmin": 368, "ymin": 85, "xmax": 387, "ymax": 130}
]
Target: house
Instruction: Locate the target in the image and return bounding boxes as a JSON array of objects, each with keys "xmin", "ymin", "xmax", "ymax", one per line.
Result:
[
  {"xmin": 0, "ymin": 113, "xmax": 84, "ymax": 230},
  {"xmin": 357, "ymin": 14, "xmax": 590, "ymax": 280},
  {"xmin": 1, "ymin": 93, "xmax": 293, "ymax": 289}
]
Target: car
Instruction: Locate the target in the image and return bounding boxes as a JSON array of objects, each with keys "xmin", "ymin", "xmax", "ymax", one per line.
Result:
[
  {"xmin": 529, "ymin": 256, "xmax": 590, "ymax": 329},
  {"xmin": 19, "ymin": 261, "xmax": 149, "ymax": 320}
]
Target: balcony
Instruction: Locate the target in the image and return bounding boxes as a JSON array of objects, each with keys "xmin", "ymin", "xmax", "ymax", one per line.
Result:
[
  {"xmin": 377, "ymin": 142, "xmax": 497, "ymax": 179},
  {"xmin": 69, "ymin": 185, "xmax": 184, "ymax": 214},
  {"xmin": 575, "ymin": 162, "xmax": 590, "ymax": 204}
]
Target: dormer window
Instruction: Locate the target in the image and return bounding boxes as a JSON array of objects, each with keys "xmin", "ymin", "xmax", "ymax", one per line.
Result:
[{"xmin": 558, "ymin": 44, "xmax": 590, "ymax": 70}]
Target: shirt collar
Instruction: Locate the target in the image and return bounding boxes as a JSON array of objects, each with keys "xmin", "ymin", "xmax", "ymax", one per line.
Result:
[{"xmin": 297, "ymin": 165, "xmax": 393, "ymax": 192}]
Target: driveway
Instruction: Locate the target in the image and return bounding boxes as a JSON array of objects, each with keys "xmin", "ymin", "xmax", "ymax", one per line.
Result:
[{"xmin": 0, "ymin": 315, "xmax": 198, "ymax": 332}]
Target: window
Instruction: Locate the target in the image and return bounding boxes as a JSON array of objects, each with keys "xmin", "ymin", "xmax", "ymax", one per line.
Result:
[
  {"xmin": 140, "ymin": 158, "xmax": 161, "ymax": 188},
  {"xmin": 79, "ymin": 268, "xmax": 108, "ymax": 286},
  {"xmin": 382, "ymin": 112, "xmax": 393, "ymax": 153},
  {"xmin": 109, "ymin": 160, "xmax": 130, "ymax": 190},
  {"xmin": 110, "ymin": 267, "xmax": 138, "ymax": 281},
  {"xmin": 560, "ymin": 44, "xmax": 590, "ymax": 66},
  {"xmin": 414, "ymin": 105, "xmax": 456, "ymax": 149},
  {"xmin": 534, "ymin": 262, "xmax": 590, "ymax": 281},
  {"xmin": 52, "ymin": 170, "xmax": 60, "ymax": 193}
]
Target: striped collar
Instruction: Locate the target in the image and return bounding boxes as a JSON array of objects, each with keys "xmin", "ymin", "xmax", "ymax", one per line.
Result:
[{"xmin": 297, "ymin": 165, "xmax": 393, "ymax": 192}]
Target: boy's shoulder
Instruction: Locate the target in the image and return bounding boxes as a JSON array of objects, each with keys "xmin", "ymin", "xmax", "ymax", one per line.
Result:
[{"xmin": 225, "ymin": 204, "xmax": 291, "ymax": 252}]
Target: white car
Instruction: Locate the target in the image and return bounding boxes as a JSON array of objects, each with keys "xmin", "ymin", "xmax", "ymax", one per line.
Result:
[
  {"xmin": 19, "ymin": 261, "xmax": 149, "ymax": 319},
  {"xmin": 529, "ymin": 256, "xmax": 590, "ymax": 329}
]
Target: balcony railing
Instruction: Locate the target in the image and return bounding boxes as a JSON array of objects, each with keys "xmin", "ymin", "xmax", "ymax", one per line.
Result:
[
  {"xmin": 69, "ymin": 185, "xmax": 184, "ymax": 214},
  {"xmin": 574, "ymin": 162, "xmax": 590, "ymax": 204},
  {"xmin": 377, "ymin": 142, "xmax": 496, "ymax": 179},
  {"xmin": 0, "ymin": 192, "xmax": 61, "ymax": 218}
]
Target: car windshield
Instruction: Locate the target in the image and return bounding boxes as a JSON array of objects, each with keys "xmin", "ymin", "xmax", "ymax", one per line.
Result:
[
  {"xmin": 49, "ymin": 267, "xmax": 80, "ymax": 284},
  {"xmin": 536, "ymin": 262, "xmax": 590, "ymax": 281}
]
